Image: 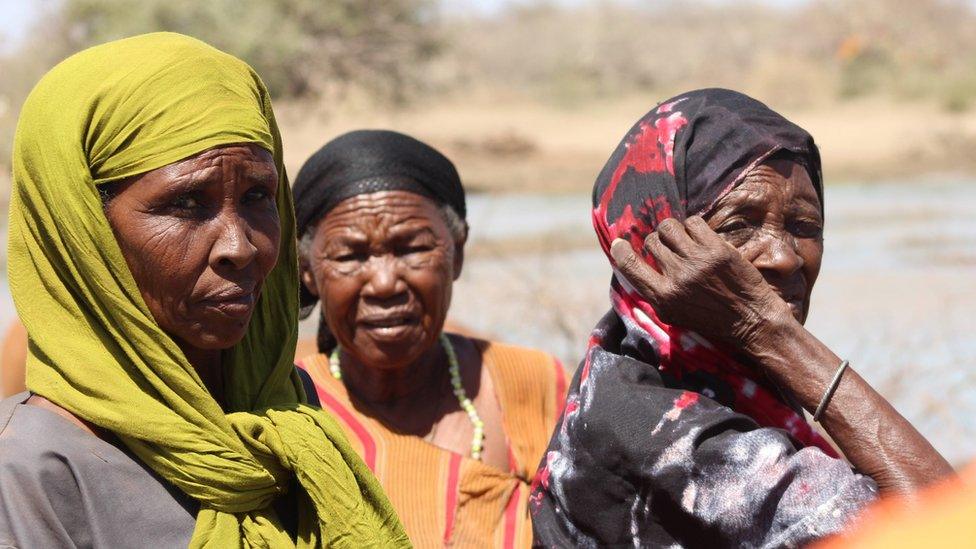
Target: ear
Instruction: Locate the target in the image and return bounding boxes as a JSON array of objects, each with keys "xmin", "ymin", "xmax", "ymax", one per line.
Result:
[
  {"xmin": 299, "ymin": 254, "xmax": 320, "ymax": 297},
  {"xmin": 452, "ymin": 222, "xmax": 468, "ymax": 281}
]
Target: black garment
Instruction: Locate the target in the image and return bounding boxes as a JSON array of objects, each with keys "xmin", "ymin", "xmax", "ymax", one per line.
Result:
[
  {"xmin": 530, "ymin": 89, "xmax": 877, "ymax": 548},
  {"xmin": 292, "ymin": 129, "xmax": 465, "ymax": 235},
  {"xmin": 297, "ymin": 366, "xmax": 321, "ymax": 407}
]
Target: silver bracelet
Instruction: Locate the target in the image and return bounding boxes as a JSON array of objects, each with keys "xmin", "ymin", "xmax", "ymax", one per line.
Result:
[{"xmin": 813, "ymin": 360, "xmax": 850, "ymax": 423}]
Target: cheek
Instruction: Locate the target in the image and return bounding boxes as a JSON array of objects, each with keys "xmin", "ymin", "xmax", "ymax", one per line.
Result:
[
  {"xmin": 248, "ymin": 212, "xmax": 281, "ymax": 276},
  {"xmin": 410, "ymin": 256, "xmax": 454, "ymax": 322},
  {"xmin": 319, "ymin": 273, "xmax": 361, "ymax": 334},
  {"xmin": 115, "ymin": 217, "xmax": 205, "ymax": 308},
  {"xmin": 798, "ymin": 239, "xmax": 824, "ymax": 286}
]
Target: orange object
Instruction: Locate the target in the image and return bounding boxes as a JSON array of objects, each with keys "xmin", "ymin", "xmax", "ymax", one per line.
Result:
[
  {"xmin": 1, "ymin": 320, "xmax": 27, "ymax": 397},
  {"xmin": 816, "ymin": 463, "xmax": 976, "ymax": 548}
]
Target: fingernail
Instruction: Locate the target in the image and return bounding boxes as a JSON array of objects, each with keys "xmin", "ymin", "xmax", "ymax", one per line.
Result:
[{"xmin": 610, "ymin": 238, "xmax": 632, "ymax": 264}]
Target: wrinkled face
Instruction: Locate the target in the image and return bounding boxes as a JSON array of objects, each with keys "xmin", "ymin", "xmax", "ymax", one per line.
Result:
[
  {"xmin": 705, "ymin": 158, "xmax": 824, "ymax": 323},
  {"xmin": 103, "ymin": 144, "xmax": 281, "ymax": 352},
  {"xmin": 301, "ymin": 190, "xmax": 463, "ymax": 371}
]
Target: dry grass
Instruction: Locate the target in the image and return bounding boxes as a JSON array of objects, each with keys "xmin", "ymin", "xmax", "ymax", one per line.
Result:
[{"xmin": 276, "ymin": 93, "xmax": 976, "ymax": 193}]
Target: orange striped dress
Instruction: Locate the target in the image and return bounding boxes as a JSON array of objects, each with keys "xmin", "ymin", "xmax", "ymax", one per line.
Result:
[{"xmin": 297, "ymin": 337, "xmax": 567, "ymax": 548}]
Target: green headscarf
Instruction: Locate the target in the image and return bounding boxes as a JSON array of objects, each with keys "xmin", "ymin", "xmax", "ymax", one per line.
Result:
[{"xmin": 7, "ymin": 32, "xmax": 409, "ymax": 547}]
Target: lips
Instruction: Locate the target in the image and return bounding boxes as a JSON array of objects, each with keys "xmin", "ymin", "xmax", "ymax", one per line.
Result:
[
  {"xmin": 357, "ymin": 312, "xmax": 419, "ymax": 340},
  {"xmin": 772, "ymin": 288, "xmax": 806, "ymax": 321},
  {"xmin": 200, "ymin": 285, "xmax": 258, "ymax": 319}
]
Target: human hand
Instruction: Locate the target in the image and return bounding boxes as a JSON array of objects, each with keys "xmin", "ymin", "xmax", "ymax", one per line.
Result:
[{"xmin": 610, "ymin": 216, "xmax": 793, "ymax": 346}]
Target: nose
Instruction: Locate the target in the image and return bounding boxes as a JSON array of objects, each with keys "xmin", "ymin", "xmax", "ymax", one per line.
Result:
[
  {"xmin": 210, "ymin": 214, "xmax": 258, "ymax": 270},
  {"xmin": 751, "ymin": 231, "xmax": 803, "ymax": 279},
  {"xmin": 361, "ymin": 255, "xmax": 407, "ymax": 300}
]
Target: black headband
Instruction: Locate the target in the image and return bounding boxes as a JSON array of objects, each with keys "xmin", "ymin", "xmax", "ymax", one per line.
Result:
[{"xmin": 292, "ymin": 129, "xmax": 466, "ymax": 239}]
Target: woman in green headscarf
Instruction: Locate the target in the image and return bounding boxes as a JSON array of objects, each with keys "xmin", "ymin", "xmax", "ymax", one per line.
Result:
[{"xmin": 0, "ymin": 33, "xmax": 409, "ymax": 548}]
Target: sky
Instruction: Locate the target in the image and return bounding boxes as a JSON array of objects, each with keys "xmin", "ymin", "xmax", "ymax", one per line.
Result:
[{"xmin": 0, "ymin": 0, "xmax": 44, "ymax": 50}]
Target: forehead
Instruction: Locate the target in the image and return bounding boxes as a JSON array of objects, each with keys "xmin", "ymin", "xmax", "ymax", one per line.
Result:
[
  {"xmin": 319, "ymin": 190, "xmax": 443, "ymax": 230},
  {"xmin": 161, "ymin": 144, "xmax": 275, "ymax": 174},
  {"xmin": 717, "ymin": 159, "xmax": 820, "ymax": 209}
]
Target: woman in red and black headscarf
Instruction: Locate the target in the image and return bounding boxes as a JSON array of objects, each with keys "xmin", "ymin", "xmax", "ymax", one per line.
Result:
[{"xmin": 530, "ymin": 89, "xmax": 952, "ymax": 547}]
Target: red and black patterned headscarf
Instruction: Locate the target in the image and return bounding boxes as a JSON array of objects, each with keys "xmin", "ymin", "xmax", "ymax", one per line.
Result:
[{"xmin": 590, "ymin": 87, "xmax": 831, "ymax": 452}]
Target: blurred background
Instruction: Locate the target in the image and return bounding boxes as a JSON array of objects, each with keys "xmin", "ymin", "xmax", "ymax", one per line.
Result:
[{"xmin": 1, "ymin": 0, "xmax": 975, "ymax": 464}]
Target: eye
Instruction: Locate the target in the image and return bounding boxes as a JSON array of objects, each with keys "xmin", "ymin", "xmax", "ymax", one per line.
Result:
[
  {"xmin": 329, "ymin": 250, "xmax": 368, "ymax": 263},
  {"xmin": 401, "ymin": 243, "xmax": 435, "ymax": 256},
  {"xmin": 171, "ymin": 193, "xmax": 203, "ymax": 210},
  {"xmin": 715, "ymin": 218, "xmax": 750, "ymax": 234},
  {"xmin": 243, "ymin": 186, "xmax": 275, "ymax": 204},
  {"xmin": 792, "ymin": 219, "xmax": 823, "ymax": 239}
]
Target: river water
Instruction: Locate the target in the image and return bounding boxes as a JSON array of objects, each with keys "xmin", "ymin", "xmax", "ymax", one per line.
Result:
[
  {"xmin": 449, "ymin": 179, "xmax": 976, "ymax": 465},
  {"xmin": 2, "ymin": 179, "xmax": 975, "ymax": 463}
]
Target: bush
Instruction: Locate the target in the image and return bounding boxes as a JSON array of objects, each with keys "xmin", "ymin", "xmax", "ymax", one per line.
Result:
[
  {"xmin": 58, "ymin": 0, "xmax": 441, "ymax": 101},
  {"xmin": 0, "ymin": 0, "xmax": 440, "ymax": 177}
]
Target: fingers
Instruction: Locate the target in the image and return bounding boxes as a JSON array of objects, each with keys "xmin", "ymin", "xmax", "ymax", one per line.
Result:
[
  {"xmin": 610, "ymin": 238, "xmax": 666, "ymax": 298},
  {"xmin": 685, "ymin": 215, "xmax": 741, "ymax": 261},
  {"xmin": 684, "ymin": 215, "xmax": 726, "ymax": 247},
  {"xmin": 643, "ymin": 232, "xmax": 679, "ymax": 272},
  {"xmin": 655, "ymin": 218, "xmax": 696, "ymax": 256}
]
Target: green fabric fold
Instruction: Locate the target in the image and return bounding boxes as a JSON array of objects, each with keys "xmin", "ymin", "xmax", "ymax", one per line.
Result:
[{"xmin": 7, "ymin": 32, "xmax": 409, "ymax": 548}]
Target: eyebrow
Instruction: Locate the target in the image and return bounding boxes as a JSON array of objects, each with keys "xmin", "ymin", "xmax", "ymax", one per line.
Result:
[
  {"xmin": 387, "ymin": 222, "xmax": 437, "ymax": 238},
  {"xmin": 710, "ymin": 193, "xmax": 767, "ymax": 218},
  {"xmin": 789, "ymin": 200, "xmax": 823, "ymax": 218},
  {"xmin": 163, "ymin": 170, "xmax": 215, "ymax": 192},
  {"xmin": 243, "ymin": 167, "xmax": 277, "ymax": 185}
]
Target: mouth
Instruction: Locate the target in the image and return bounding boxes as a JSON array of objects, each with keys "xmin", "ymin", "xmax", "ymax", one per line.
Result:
[
  {"xmin": 774, "ymin": 290, "xmax": 806, "ymax": 321},
  {"xmin": 200, "ymin": 286, "xmax": 258, "ymax": 319},
  {"xmin": 357, "ymin": 313, "xmax": 420, "ymax": 340}
]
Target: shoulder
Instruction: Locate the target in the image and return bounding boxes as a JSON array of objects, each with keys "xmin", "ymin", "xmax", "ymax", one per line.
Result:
[
  {"xmin": 0, "ymin": 394, "xmax": 94, "ymax": 546},
  {"xmin": 464, "ymin": 337, "xmax": 566, "ymax": 393},
  {"xmin": 461, "ymin": 335, "xmax": 569, "ymax": 413},
  {"xmin": 0, "ymin": 394, "xmax": 197, "ymax": 547},
  {"xmin": 0, "ymin": 394, "xmax": 102, "ymax": 483},
  {"xmin": 468, "ymin": 337, "xmax": 565, "ymax": 380}
]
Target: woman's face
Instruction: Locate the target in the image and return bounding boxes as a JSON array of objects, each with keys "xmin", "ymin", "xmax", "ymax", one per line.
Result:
[
  {"xmin": 704, "ymin": 158, "xmax": 823, "ymax": 323},
  {"xmin": 300, "ymin": 190, "xmax": 463, "ymax": 371},
  {"xmin": 103, "ymin": 144, "xmax": 281, "ymax": 352}
]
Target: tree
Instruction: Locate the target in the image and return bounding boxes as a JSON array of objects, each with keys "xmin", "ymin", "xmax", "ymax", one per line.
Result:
[{"xmin": 57, "ymin": 0, "xmax": 441, "ymax": 101}]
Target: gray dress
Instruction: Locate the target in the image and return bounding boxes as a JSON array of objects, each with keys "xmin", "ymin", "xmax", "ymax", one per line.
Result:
[{"xmin": 0, "ymin": 392, "xmax": 196, "ymax": 548}]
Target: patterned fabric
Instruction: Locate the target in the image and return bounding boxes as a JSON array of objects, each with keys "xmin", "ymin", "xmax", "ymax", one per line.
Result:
[
  {"xmin": 299, "ymin": 337, "xmax": 567, "ymax": 548},
  {"xmin": 530, "ymin": 89, "xmax": 878, "ymax": 547}
]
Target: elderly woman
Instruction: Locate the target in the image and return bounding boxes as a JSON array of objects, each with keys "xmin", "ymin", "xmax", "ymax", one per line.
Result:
[
  {"xmin": 0, "ymin": 34, "xmax": 408, "ymax": 547},
  {"xmin": 293, "ymin": 130, "xmax": 568, "ymax": 547},
  {"xmin": 530, "ymin": 89, "xmax": 952, "ymax": 547}
]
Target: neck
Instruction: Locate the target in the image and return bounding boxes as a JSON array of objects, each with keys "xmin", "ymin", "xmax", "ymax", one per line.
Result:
[
  {"xmin": 340, "ymin": 342, "xmax": 446, "ymax": 405},
  {"xmin": 180, "ymin": 344, "xmax": 225, "ymax": 408}
]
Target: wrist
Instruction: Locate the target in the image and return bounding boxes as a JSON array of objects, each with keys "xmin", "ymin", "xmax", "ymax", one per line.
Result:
[{"xmin": 736, "ymin": 298, "xmax": 799, "ymax": 357}]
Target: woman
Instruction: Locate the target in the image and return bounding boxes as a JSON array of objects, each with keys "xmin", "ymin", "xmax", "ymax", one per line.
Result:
[
  {"xmin": 293, "ymin": 130, "xmax": 568, "ymax": 547},
  {"xmin": 0, "ymin": 33, "xmax": 408, "ymax": 547},
  {"xmin": 530, "ymin": 89, "xmax": 952, "ymax": 547}
]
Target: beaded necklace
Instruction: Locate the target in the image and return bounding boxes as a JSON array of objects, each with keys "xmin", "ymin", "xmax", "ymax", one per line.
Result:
[{"xmin": 330, "ymin": 333, "xmax": 485, "ymax": 460}]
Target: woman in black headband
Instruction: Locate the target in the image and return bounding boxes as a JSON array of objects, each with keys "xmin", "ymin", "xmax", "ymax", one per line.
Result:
[{"xmin": 293, "ymin": 130, "xmax": 568, "ymax": 546}]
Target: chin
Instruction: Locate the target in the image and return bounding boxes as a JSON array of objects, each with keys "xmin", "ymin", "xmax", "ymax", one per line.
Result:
[
  {"xmin": 191, "ymin": 329, "xmax": 250, "ymax": 350},
  {"xmin": 355, "ymin": 337, "xmax": 429, "ymax": 371},
  {"xmin": 795, "ymin": 303, "xmax": 810, "ymax": 325}
]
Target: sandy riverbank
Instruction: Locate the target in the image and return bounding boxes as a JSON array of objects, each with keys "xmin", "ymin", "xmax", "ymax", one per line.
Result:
[{"xmin": 274, "ymin": 95, "xmax": 976, "ymax": 193}]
